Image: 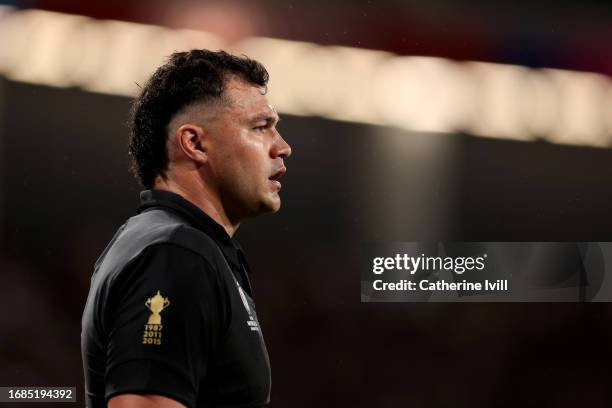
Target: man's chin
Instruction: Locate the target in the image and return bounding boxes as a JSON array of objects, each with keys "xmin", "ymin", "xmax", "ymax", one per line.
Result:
[{"xmin": 260, "ymin": 196, "xmax": 281, "ymax": 214}]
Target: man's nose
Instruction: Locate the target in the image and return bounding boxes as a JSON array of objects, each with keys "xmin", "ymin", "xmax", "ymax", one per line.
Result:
[{"xmin": 273, "ymin": 132, "xmax": 292, "ymax": 159}]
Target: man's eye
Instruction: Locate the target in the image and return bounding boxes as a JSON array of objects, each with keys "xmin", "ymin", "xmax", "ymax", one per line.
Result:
[{"xmin": 253, "ymin": 126, "xmax": 267, "ymax": 131}]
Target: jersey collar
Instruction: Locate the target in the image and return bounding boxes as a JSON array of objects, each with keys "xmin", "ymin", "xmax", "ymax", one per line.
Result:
[{"xmin": 137, "ymin": 189, "xmax": 249, "ymax": 274}]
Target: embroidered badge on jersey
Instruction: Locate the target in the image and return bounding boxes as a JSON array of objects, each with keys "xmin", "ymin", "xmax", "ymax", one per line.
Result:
[
  {"xmin": 142, "ymin": 290, "xmax": 170, "ymax": 345},
  {"xmin": 236, "ymin": 283, "xmax": 260, "ymax": 332}
]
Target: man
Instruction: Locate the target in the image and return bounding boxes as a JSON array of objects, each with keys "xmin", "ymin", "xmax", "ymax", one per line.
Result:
[{"xmin": 81, "ymin": 49, "xmax": 291, "ymax": 408}]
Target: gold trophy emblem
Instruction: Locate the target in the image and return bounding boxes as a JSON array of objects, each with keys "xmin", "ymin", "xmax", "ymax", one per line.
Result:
[{"xmin": 145, "ymin": 290, "xmax": 170, "ymax": 325}]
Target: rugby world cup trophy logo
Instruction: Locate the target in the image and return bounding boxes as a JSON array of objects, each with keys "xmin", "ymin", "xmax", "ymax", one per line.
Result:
[{"xmin": 145, "ymin": 290, "xmax": 170, "ymax": 325}]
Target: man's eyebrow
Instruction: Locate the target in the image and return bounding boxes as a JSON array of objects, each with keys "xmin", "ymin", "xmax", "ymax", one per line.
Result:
[{"xmin": 250, "ymin": 114, "xmax": 280, "ymax": 125}]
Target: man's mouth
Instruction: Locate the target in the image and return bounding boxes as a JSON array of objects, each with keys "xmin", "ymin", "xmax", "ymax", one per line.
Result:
[{"xmin": 268, "ymin": 166, "xmax": 286, "ymax": 189}]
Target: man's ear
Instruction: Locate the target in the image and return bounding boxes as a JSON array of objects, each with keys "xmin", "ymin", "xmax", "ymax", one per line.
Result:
[{"xmin": 175, "ymin": 124, "xmax": 208, "ymax": 164}]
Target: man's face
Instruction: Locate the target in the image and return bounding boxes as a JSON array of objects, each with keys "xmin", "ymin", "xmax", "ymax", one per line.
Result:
[{"xmin": 203, "ymin": 77, "xmax": 292, "ymax": 222}]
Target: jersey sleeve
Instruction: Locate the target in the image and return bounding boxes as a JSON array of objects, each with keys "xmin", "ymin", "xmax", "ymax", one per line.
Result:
[{"xmin": 103, "ymin": 243, "xmax": 230, "ymax": 408}]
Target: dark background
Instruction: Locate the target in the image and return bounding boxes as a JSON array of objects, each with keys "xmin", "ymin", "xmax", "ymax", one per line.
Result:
[{"xmin": 1, "ymin": 1, "xmax": 612, "ymax": 407}]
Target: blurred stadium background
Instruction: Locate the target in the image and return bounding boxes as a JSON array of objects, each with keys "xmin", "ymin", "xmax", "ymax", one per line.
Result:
[{"xmin": 1, "ymin": 0, "xmax": 612, "ymax": 406}]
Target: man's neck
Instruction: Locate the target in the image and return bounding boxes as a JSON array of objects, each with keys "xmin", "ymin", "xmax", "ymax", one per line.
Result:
[{"xmin": 152, "ymin": 177, "xmax": 239, "ymax": 237}]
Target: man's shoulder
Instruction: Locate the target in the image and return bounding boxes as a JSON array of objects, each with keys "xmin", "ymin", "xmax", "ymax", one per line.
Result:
[
  {"xmin": 96, "ymin": 208, "xmax": 224, "ymax": 278},
  {"xmin": 138, "ymin": 209, "xmax": 215, "ymax": 251}
]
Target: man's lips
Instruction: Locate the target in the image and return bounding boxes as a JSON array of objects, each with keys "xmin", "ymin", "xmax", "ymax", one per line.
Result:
[{"xmin": 269, "ymin": 166, "xmax": 286, "ymax": 189}]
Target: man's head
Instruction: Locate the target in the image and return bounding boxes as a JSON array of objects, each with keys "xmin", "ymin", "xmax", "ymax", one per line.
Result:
[{"xmin": 129, "ymin": 49, "xmax": 291, "ymax": 223}]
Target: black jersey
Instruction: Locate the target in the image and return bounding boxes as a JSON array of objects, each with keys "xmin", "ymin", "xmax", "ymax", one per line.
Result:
[{"xmin": 81, "ymin": 190, "xmax": 271, "ymax": 408}]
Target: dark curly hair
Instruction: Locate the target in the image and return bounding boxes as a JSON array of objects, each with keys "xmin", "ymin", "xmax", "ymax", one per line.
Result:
[{"xmin": 128, "ymin": 49, "xmax": 269, "ymax": 188}]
